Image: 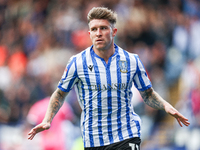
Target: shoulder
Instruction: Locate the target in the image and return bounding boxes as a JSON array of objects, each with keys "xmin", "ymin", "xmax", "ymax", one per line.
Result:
[{"xmin": 117, "ymin": 45, "xmax": 139, "ymax": 60}]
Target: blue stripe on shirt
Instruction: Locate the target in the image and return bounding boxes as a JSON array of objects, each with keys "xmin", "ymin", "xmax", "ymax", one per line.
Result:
[
  {"xmin": 116, "ymin": 54, "xmax": 123, "ymax": 141},
  {"xmin": 58, "ymin": 57, "xmax": 77, "ymax": 92},
  {"xmin": 131, "ymin": 112, "xmax": 141, "ymax": 137},
  {"xmin": 123, "ymin": 50, "xmax": 133, "ymax": 138},
  {"xmin": 80, "ymin": 80, "xmax": 87, "ymax": 147},
  {"xmin": 82, "ymin": 51, "xmax": 94, "ymax": 147},
  {"xmin": 134, "ymin": 120, "xmax": 141, "ymax": 137},
  {"xmin": 106, "ymin": 57, "xmax": 113, "ymax": 144},
  {"xmin": 91, "ymin": 50, "xmax": 104, "ymax": 146},
  {"xmin": 67, "ymin": 58, "xmax": 78, "ymax": 91},
  {"xmin": 133, "ymin": 55, "xmax": 152, "ymax": 91},
  {"xmin": 131, "ymin": 111, "xmax": 141, "ymax": 137},
  {"xmin": 136, "ymin": 56, "xmax": 146, "ymax": 88},
  {"xmin": 132, "ymin": 55, "xmax": 139, "ymax": 90}
]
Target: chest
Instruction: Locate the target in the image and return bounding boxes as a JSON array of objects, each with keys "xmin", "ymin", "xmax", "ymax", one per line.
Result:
[{"xmin": 77, "ymin": 57, "xmax": 134, "ymax": 91}]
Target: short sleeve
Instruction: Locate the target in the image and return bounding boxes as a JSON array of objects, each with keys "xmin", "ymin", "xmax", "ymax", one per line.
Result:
[
  {"xmin": 133, "ymin": 55, "xmax": 152, "ymax": 91},
  {"xmin": 58, "ymin": 56, "xmax": 78, "ymax": 92}
]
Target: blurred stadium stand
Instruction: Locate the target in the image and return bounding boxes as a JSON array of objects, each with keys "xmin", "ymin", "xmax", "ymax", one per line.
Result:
[{"xmin": 0, "ymin": 0, "xmax": 200, "ymax": 150}]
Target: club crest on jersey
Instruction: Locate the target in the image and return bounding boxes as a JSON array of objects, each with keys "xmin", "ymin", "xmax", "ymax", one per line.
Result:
[{"xmin": 119, "ymin": 60, "xmax": 128, "ymax": 73}]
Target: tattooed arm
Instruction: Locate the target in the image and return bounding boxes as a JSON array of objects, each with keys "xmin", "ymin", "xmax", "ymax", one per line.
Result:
[
  {"xmin": 28, "ymin": 88, "xmax": 68, "ymax": 140},
  {"xmin": 42, "ymin": 88, "xmax": 68, "ymax": 124},
  {"xmin": 139, "ymin": 87, "xmax": 190, "ymax": 127}
]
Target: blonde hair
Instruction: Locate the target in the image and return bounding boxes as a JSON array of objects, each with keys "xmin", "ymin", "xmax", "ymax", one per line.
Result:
[{"xmin": 87, "ymin": 7, "xmax": 117, "ymax": 27}]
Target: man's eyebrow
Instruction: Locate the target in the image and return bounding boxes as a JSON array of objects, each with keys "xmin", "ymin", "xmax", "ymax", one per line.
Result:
[
  {"xmin": 90, "ymin": 26, "xmax": 96, "ymax": 30},
  {"xmin": 92, "ymin": 25, "xmax": 109, "ymax": 28}
]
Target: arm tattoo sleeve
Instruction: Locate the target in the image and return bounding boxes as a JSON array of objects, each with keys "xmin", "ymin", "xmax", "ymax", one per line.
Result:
[
  {"xmin": 45, "ymin": 89, "xmax": 67, "ymax": 123},
  {"xmin": 140, "ymin": 87, "xmax": 165, "ymax": 110}
]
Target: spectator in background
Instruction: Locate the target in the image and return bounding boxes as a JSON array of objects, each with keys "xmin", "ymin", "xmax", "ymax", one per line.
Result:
[{"xmin": 26, "ymin": 97, "xmax": 74, "ymax": 150}]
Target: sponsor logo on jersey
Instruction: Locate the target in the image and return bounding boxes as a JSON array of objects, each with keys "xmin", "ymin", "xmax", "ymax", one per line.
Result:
[
  {"xmin": 88, "ymin": 65, "xmax": 93, "ymax": 71},
  {"xmin": 88, "ymin": 83, "xmax": 128, "ymax": 91}
]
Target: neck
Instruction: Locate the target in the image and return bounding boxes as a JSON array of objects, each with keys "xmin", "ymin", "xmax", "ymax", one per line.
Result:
[{"xmin": 93, "ymin": 44, "xmax": 115, "ymax": 64}]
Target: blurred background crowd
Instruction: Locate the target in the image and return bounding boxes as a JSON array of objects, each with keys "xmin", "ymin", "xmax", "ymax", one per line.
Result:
[{"xmin": 0, "ymin": 0, "xmax": 200, "ymax": 150}]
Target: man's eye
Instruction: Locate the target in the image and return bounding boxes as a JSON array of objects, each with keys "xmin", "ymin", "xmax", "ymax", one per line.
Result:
[
  {"xmin": 101, "ymin": 27, "xmax": 107, "ymax": 30},
  {"xmin": 91, "ymin": 28, "xmax": 97, "ymax": 31}
]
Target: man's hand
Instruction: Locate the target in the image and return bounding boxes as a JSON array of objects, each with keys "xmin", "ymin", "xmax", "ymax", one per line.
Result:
[
  {"xmin": 28, "ymin": 88, "xmax": 68, "ymax": 140},
  {"xmin": 28, "ymin": 123, "xmax": 51, "ymax": 140},
  {"xmin": 165, "ymin": 105, "xmax": 190, "ymax": 127},
  {"xmin": 140, "ymin": 87, "xmax": 190, "ymax": 127}
]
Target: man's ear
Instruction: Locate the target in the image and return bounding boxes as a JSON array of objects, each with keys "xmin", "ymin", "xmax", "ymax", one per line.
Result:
[{"xmin": 113, "ymin": 28, "xmax": 117, "ymax": 37}]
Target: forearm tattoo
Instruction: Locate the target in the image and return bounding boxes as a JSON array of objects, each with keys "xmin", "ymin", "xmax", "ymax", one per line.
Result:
[
  {"xmin": 46, "ymin": 89, "xmax": 65, "ymax": 123},
  {"xmin": 140, "ymin": 88, "xmax": 165, "ymax": 110}
]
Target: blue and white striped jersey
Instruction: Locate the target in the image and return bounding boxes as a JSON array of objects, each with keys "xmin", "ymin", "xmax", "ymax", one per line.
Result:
[{"xmin": 58, "ymin": 44, "xmax": 152, "ymax": 148}]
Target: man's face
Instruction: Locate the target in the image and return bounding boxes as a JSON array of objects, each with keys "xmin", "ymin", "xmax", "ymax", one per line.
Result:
[{"xmin": 88, "ymin": 19, "xmax": 117, "ymax": 51}]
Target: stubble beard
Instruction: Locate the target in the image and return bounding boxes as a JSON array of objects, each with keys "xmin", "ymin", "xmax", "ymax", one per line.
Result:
[{"xmin": 94, "ymin": 41, "xmax": 112, "ymax": 51}]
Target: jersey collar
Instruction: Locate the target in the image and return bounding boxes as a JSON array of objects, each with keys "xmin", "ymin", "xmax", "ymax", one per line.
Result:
[{"xmin": 90, "ymin": 43, "xmax": 119, "ymax": 60}]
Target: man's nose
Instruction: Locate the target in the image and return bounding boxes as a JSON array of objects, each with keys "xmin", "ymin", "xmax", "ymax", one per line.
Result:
[{"xmin": 96, "ymin": 28, "xmax": 102, "ymax": 36}]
